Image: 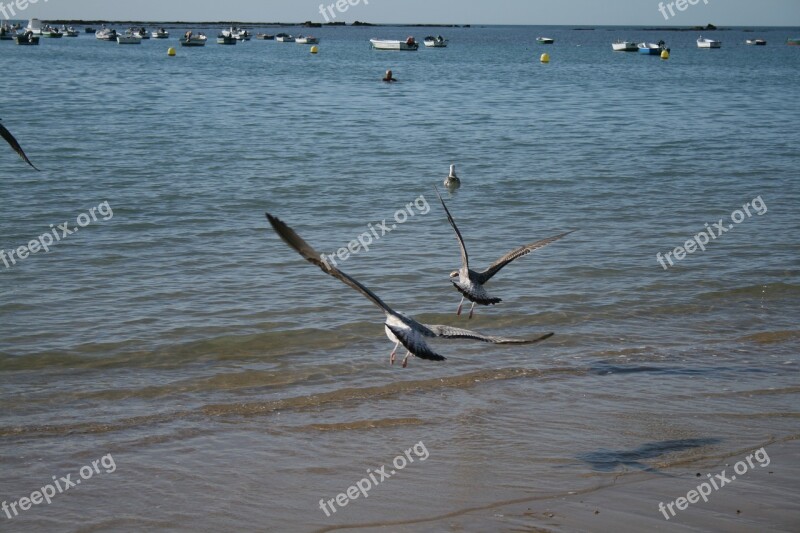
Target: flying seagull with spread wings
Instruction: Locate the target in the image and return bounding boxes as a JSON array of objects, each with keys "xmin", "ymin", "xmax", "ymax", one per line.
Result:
[
  {"xmin": 266, "ymin": 213, "xmax": 554, "ymax": 367},
  {"xmin": 0, "ymin": 119, "xmax": 39, "ymax": 171},
  {"xmin": 434, "ymin": 187, "xmax": 574, "ymax": 318}
]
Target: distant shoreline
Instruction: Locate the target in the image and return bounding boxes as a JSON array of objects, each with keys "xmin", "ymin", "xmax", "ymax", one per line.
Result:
[{"xmin": 36, "ymin": 20, "xmax": 470, "ymax": 28}]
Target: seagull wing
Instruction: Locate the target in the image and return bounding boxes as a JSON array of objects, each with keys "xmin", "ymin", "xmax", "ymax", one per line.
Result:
[
  {"xmin": 434, "ymin": 186, "xmax": 469, "ymax": 272},
  {"xmin": 0, "ymin": 121, "xmax": 38, "ymax": 171},
  {"xmin": 266, "ymin": 213, "xmax": 395, "ymax": 315},
  {"xmin": 477, "ymin": 230, "xmax": 576, "ymax": 284},
  {"xmin": 386, "ymin": 323, "xmax": 446, "ymax": 361},
  {"xmin": 426, "ymin": 324, "xmax": 554, "ymax": 345}
]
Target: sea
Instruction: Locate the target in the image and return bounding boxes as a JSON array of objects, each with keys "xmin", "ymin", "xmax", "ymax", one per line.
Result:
[{"xmin": 0, "ymin": 23, "xmax": 798, "ymax": 532}]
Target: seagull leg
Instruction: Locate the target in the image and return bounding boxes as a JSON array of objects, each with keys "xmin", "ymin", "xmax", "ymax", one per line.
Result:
[
  {"xmin": 456, "ymin": 296, "xmax": 464, "ymax": 316},
  {"xmin": 402, "ymin": 351, "xmax": 413, "ymax": 368},
  {"xmin": 390, "ymin": 341, "xmax": 399, "ymax": 365},
  {"xmin": 468, "ymin": 302, "xmax": 476, "ymax": 319}
]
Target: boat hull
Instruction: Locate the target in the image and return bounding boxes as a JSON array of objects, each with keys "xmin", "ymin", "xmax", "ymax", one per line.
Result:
[
  {"xmin": 612, "ymin": 41, "xmax": 637, "ymax": 51},
  {"xmin": 370, "ymin": 39, "xmax": 419, "ymax": 50}
]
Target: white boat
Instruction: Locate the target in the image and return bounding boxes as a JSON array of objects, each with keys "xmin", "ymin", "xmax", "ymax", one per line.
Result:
[
  {"xmin": 536, "ymin": 37, "xmax": 555, "ymax": 44},
  {"xmin": 131, "ymin": 27, "xmax": 150, "ymax": 39},
  {"xmin": 61, "ymin": 25, "xmax": 79, "ymax": 37},
  {"xmin": 152, "ymin": 28, "xmax": 169, "ymax": 39},
  {"xmin": 233, "ymin": 28, "xmax": 251, "ymax": 41},
  {"xmin": 275, "ymin": 33, "xmax": 295, "ymax": 42},
  {"xmin": 424, "ymin": 35, "xmax": 448, "ymax": 47},
  {"xmin": 180, "ymin": 31, "xmax": 207, "ymax": 47},
  {"xmin": 612, "ymin": 40, "xmax": 637, "ymax": 52},
  {"xmin": 0, "ymin": 24, "xmax": 17, "ymax": 40},
  {"xmin": 25, "ymin": 18, "xmax": 43, "ymax": 36},
  {"xmin": 217, "ymin": 33, "xmax": 237, "ymax": 45},
  {"xmin": 745, "ymin": 39, "xmax": 766, "ymax": 46},
  {"xmin": 295, "ymin": 35, "xmax": 319, "ymax": 44},
  {"xmin": 370, "ymin": 37, "xmax": 419, "ymax": 51},
  {"xmin": 41, "ymin": 25, "xmax": 63, "ymax": 38},
  {"xmin": 95, "ymin": 27, "xmax": 118, "ymax": 41},
  {"xmin": 697, "ymin": 36, "xmax": 721, "ymax": 48},
  {"xmin": 117, "ymin": 31, "xmax": 142, "ymax": 44},
  {"xmin": 638, "ymin": 41, "xmax": 668, "ymax": 55}
]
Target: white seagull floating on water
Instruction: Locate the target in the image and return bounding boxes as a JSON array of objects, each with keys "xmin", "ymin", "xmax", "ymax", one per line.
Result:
[
  {"xmin": 266, "ymin": 213, "xmax": 554, "ymax": 367},
  {"xmin": 435, "ymin": 187, "xmax": 575, "ymax": 318}
]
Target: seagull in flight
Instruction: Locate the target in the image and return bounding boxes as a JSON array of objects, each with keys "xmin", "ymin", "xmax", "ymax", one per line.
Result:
[
  {"xmin": 266, "ymin": 213, "xmax": 554, "ymax": 368},
  {"xmin": 0, "ymin": 119, "xmax": 39, "ymax": 171},
  {"xmin": 434, "ymin": 187, "xmax": 575, "ymax": 318}
]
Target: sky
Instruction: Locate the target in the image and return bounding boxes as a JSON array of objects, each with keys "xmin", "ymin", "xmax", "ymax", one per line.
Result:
[{"xmin": 7, "ymin": 0, "xmax": 800, "ymax": 26}]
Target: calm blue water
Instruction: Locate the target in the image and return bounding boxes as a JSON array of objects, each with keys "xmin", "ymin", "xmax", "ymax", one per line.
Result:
[{"xmin": 1, "ymin": 24, "xmax": 798, "ymax": 532}]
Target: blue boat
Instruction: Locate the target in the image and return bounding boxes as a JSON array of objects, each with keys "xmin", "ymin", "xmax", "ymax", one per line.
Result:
[{"xmin": 638, "ymin": 40, "xmax": 668, "ymax": 55}]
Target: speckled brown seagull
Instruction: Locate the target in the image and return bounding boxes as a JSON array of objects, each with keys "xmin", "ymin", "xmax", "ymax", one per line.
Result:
[
  {"xmin": 0, "ymin": 119, "xmax": 38, "ymax": 171},
  {"xmin": 435, "ymin": 187, "xmax": 575, "ymax": 318},
  {"xmin": 266, "ymin": 213, "xmax": 554, "ymax": 368}
]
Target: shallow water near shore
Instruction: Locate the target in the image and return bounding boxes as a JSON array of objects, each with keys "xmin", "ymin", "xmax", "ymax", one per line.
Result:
[{"xmin": 1, "ymin": 24, "xmax": 799, "ymax": 531}]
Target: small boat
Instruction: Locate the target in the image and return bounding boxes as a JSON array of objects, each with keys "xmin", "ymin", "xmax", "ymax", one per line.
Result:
[
  {"xmin": 61, "ymin": 26, "xmax": 79, "ymax": 37},
  {"xmin": 41, "ymin": 26, "xmax": 63, "ymax": 38},
  {"xmin": 95, "ymin": 27, "xmax": 118, "ymax": 41},
  {"xmin": 612, "ymin": 40, "xmax": 637, "ymax": 52},
  {"xmin": 697, "ymin": 36, "xmax": 721, "ymax": 48},
  {"xmin": 424, "ymin": 35, "xmax": 448, "ymax": 47},
  {"xmin": 25, "ymin": 18, "xmax": 43, "ymax": 36},
  {"xmin": 117, "ymin": 31, "xmax": 142, "ymax": 44},
  {"xmin": 256, "ymin": 33, "xmax": 274, "ymax": 40},
  {"xmin": 180, "ymin": 31, "xmax": 207, "ymax": 47},
  {"xmin": 638, "ymin": 41, "xmax": 668, "ymax": 55},
  {"xmin": 787, "ymin": 38, "xmax": 800, "ymax": 46},
  {"xmin": 0, "ymin": 25, "xmax": 17, "ymax": 40},
  {"xmin": 295, "ymin": 35, "xmax": 319, "ymax": 44},
  {"xmin": 132, "ymin": 27, "xmax": 150, "ymax": 39},
  {"xmin": 275, "ymin": 33, "xmax": 295, "ymax": 42},
  {"xmin": 152, "ymin": 28, "xmax": 169, "ymax": 39},
  {"xmin": 745, "ymin": 39, "xmax": 766, "ymax": 45},
  {"xmin": 536, "ymin": 37, "xmax": 555, "ymax": 44},
  {"xmin": 234, "ymin": 28, "xmax": 251, "ymax": 41},
  {"xmin": 370, "ymin": 37, "xmax": 419, "ymax": 51},
  {"xmin": 217, "ymin": 34, "xmax": 237, "ymax": 45},
  {"xmin": 15, "ymin": 32, "xmax": 39, "ymax": 45}
]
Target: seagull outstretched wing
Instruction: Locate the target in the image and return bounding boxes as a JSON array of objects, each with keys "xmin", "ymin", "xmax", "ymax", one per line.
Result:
[{"xmin": 0, "ymin": 120, "xmax": 38, "ymax": 171}]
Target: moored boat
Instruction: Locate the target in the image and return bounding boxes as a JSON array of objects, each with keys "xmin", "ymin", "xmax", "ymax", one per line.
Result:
[
  {"xmin": 217, "ymin": 33, "xmax": 237, "ymax": 45},
  {"xmin": 638, "ymin": 40, "xmax": 668, "ymax": 54},
  {"xmin": 787, "ymin": 38, "xmax": 800, "ymax": 46},
  {"xmin": 295, "ymin": 35, "xmax": 319, "ymax": 44},
  {"xmin": 612, "ymin": 40, "xmax": 637, "ymax": 52},
  {"xmin": 745, "ymin": 39, "xmax": 766, "ymax": 45},
  {"xmin": 0, "ymin": 24, "xmax": 16, "ymax": 40},
  {"xmin": 256, "ymin": 33, "xmax": 274, "ymax": 40},
  {"xmin": 424, "ymin": 35, "xmax": 448, "ymax": 47},
  {"xmin": 132, "ymin": 27, "xmax": 150, "ymax": 39},
  {"xmin": 25, "ymin": 18, "xmax": 43, "ymax": 36},
  {"xmin": 61, "ymin": 26, "xmax": 79, "ymax": 37},
  {"xmin": 15, "ymin": 31, "xmax": 39, "ymax": 45},
  {"xmin": 117, "ymin": 30, "xmax": 142, "ymax": 44},
  {"xmin": 370, "ymin": 37, "xmax": 419, "ymax": 51},
  {"xmin": 95, "ymin": 27, "xmax": 118, "ymax": 41},
  {"xmin": 697, "ymin": 36, "xmax": 721, "ymax": 48},
  {"xmin": 180, "ymin": 31, "xmax": 207, "ymax": 47},
  {"xmin": 41, "ymin": 25, "xmax": 63, "ymax": 38},
  {"xmin": 275, "ymin": 33, "xmax": 295, "ymax": 42},
  {"xmin": 152, "ymin": 28, "xmax": 169, "ymax": 39},
  {"xmin": 536, "ymin": 37, "xmax": 555, "ymax": 44}
]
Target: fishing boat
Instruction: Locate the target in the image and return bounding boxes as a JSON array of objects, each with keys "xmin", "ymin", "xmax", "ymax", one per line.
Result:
[
  {"xmin": 295, "ymin": 35, "xmax": 320, "ymax": 44},
  {"xmin": 612, "ymin": 40, "xmax": 637, "ymax": 51},
  {"xmin": 95, "ymin": 27, "xmax": 118, "ymax": 41},
  {"xmin": 132, "ymin": 27, "xmax": 150, "ymax": 39},
  {"xmin": 275, "ymin": 33, "xmax": 295, "ymax": 42},
  {"xmin": 117, "ymin": 30, "xmax": 142, "ymax": 44},
  {"xmin": 697, "ymin": 36, "xmax": 721, "ymax": 48},
  {"xmin": 787, "ymin": 38, "xmax": 800, "ymax": 46},
  {"xmin": 0, "ymin": 25, "xmax": 16, "ymax": 40},
  {"xmin": 424, "ymin": 35, "xmax": 448, "ymax": 47},
  {"xmin": 61, "ymin": 26, "xmax": 79, "ymax": 37},
  {"xmin": 152, "ymin": 28, "xmax": 169, "ymax": 39},
  {"xmin": 180, "ymin": 32, "xmax": 207, "ymax": 47},
  {"xmin": 745, "ymin": 39, "xmax": 766, "ymax": 45},
  {"xmin": 233, "ymin": 28, "xmax": 251, "ymax": 41},
  {"xmin": 536, "ymin": 37, "xmax": 555, "ymax": 44},
  {"xmin": 217, "ymin": 33, "xmax": 237, "ymax": 45},
  {"xmin": 15, "ymin": 32, "xmax": 39, "ymax": 45},
  {"xmin": 256, "ymin": 33, "xmax": 274, "ymax": 40},
  {"xmin": 25, "ymin": 18, "xmax": 43, "ymax": 36},
  {"xmin": 638, "ymin": 41, "xmax": 668, "ymax": 54},
  {"xmin": 370, "ymin": 37, "xmax": 419, "ymax": 50},
  {"xmin": 41, "ymin": 25, "xmax": 63, "ymax": 38}
]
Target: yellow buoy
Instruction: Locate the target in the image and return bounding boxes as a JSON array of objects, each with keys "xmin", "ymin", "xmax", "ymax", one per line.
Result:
[
  {"xmin": 310, "ymin": 45, "xmax": 319, "ymax": 54},
  {"xmin": 540, "ymin": 53, "xmax": 550, "ymax": 63},
  {"xmin": 661, "ymin": 49, "xmax": 669, "ymax": 59},
  {"xmin": 167, "ymin": 47, "xmax": 176, "ymax": 57}
]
